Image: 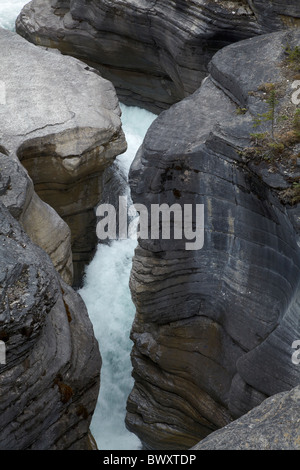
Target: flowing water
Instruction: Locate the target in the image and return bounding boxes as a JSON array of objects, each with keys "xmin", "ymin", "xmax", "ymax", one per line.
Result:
[
  {"xmin": 2, "ymin": 2, "xmax": 156, "ymax": 450},
  {"xmin": 0, "ymin": 1, "xmax": 28, "ymax": 30},
  {"xmin": 79, "ymin": 105, "xmax": 156, "ymax": 450}
]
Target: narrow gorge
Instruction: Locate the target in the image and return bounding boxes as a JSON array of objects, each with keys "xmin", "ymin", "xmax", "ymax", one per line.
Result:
[{"xmin": 0, "ymin": 0, "xmax": 300, "ymax": 452}]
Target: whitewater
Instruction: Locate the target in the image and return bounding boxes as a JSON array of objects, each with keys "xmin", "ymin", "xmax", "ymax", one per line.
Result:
[
  {"xmin": 0, "ymin": 1, "xmax": 28, "ymax": 30},
  {"xmin": 2, "ymin": 1, "xmax": 156, "ymax": 450},
  {"xmin": 79, "ymin": 105, "xmax": 155, "ymax": 450}
]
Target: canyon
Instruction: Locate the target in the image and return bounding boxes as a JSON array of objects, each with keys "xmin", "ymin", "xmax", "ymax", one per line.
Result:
[
  {"xmin": 16, "ymin": 0, "xmax": 300, "ymax": 113},
  {"xmin": 0, "ymin": 0, "xmax": 300, "ymax": 450}
]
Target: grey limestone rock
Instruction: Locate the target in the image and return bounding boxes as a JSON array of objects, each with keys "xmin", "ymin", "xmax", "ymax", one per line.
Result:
[
  {"xmin": 0, "ymin": 27, "xmax": 127, "ymax": 287},
  {"xmin": 16, "ymin": 0, "xmax": 300, "ymax": 113},
  {"xmin": 125, "ymin": 29, "xmax": 300, "ymax": 449},
  {"xmin": 0, "ymin": 152, "xmax": 73, "ymax": 285},
  {"xmin": 0, "ymin": 201, "xmax": 101, "ymax": 449},
  {"xmin": 192, "ymin": 385, "xmax": 300, "ymax": 450}
]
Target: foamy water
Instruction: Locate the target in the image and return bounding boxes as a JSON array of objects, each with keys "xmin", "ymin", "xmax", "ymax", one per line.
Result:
[
  {"xmin": 0, "ymin": 1, "xmax": 29, "ymax": 30},
  {"xmin": 79, "ymin": 105, "xmax": 156, "ymax": 449}
]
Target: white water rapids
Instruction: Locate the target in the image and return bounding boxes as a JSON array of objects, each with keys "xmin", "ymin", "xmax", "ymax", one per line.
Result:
[
  {"xmin": 79, "ymin": 105, "xmax": 155, "ymax": 450},
  {"xmin": 3, "ymin": 1, "xmax": 156, "ymax": 450},
  {"xmin": 0, "ymin": 1, "xmax": 28, "ymax": 30}
]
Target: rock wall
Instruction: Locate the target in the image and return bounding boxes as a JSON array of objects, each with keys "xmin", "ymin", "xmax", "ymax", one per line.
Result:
[
  {"xmin": 0, "ymin": 149, "xmax": 73, "ymax": 285},
  {"xmin": 0, "ymin": 27, "xmax": 126, "ymax": 287},
  {"xmin": 12, "ymin": 0, "xmax": 300, "ymax": 451},
  {"xmin": 0, "ymin": 192, "xmax": 101, "ymax": 449},
  {"xmin": 0, "ymin": 26, "xmax": 131, "ymax": 449},
  {"xmin": 16, "ymin": 0, "xmax": 300, "ymax": 113},
  {"xmin": 125, "ymin": 29, "xmax": 300, "ymax": 449},
  {"xmin": 192, "ymin": 384, "xmax": 300, "ymax": 450}
]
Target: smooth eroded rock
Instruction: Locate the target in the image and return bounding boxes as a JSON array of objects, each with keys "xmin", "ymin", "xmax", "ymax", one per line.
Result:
[
  {"xmin": 125, "ymin": 29, "xmax": 300, "ymax": 449},
  {"xmin": 16, "ymin": 0, "xmax": 300, "ymax": 113},
  {"xmin": 0, "ymin": 202, "xmax": 101, "ymax": 449},
  {"xmin": 192, "ymin": 385, "xmax": 300, "ymax": 450},
  {"xmin": 0, "ymin": 27, "xmax": 127, "ymax": 286}
]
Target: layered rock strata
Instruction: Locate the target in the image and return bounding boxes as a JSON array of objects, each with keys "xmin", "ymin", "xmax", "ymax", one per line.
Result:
[
  {"xmin": 16, "ymin": 0, "xmax": 300, "ymax": 113},
  {"xmin": 0, "ymin": 197, "xmax": 101, "ymax": 449},
  {"xmin": 0, "ymin": 151, "xmax": 73, "ymax": 285},
  {"xmin": 125, "ymin": 30, "xmax": 300, "ymax": 449},
  {"xmin": 0, "ymin": 27, "xmax": 126, "ymax": 286},
  {"xmin": 0, "ymin": 26, "xmax": 109, "ymax": 447},
  {"xmin": 192, "ymin": 385, "xmax": 300, "ymax": 450}
]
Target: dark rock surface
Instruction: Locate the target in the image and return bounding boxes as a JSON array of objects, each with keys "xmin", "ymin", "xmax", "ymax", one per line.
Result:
[
  {"xmin": 125, "ymin": 29, "xmax": 300, "ymax": 449},
  {"xmin": 11, "ymin": 0, "xmax": 300, "ymax": 452},
  {"xmin": 16, "ymin": 0, "xmax": 300, "ymax": 113},
  {"xmin": 0, "ymin": 152, "xmax": 73, "ymax": 285},
  {"xmin": 192, "ymin": 384, "xmax": 300, "ymax": 450},
  {"xmin": 0, "ymin": 200, "xmax": 101, "ymax": 449}
]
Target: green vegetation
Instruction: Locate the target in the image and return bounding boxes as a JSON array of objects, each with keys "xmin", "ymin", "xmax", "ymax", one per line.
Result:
[
  {"xmin": 280, "ymin": 181, "xmax": 300, "ymax": 206},
  {"xmin": 241, "ymin": 80, "xmax": 300, "ymax": 205},
  {"xmin": 243, "ymin": 83, "xmax": 289, "ymax": 161},
  {"xmin": 233, "ymin": 46, "xmax": 300, "ymax": 205},
  {"xmin": 293, "ymin": 108, "xmax": 300, "ymax": 138},
  {"xmin": 245, "ymin": 82, "xmax": 300, "ymax": 158},
  {"xmin": 284, "ymin": 44, "xmax": 300, "ymax": 72},
  {"xmin": 252, "ymin": 84, "xmax": 278, "ymax": 139},
  {"xmin": 236, "ymin": 107, "xmax": 247, "ymax": 115}
]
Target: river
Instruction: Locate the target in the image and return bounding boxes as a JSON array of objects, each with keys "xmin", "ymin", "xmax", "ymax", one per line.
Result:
[{"xmin": 2, "ymin": 1, "xmax": 156, "ymax": 450}]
